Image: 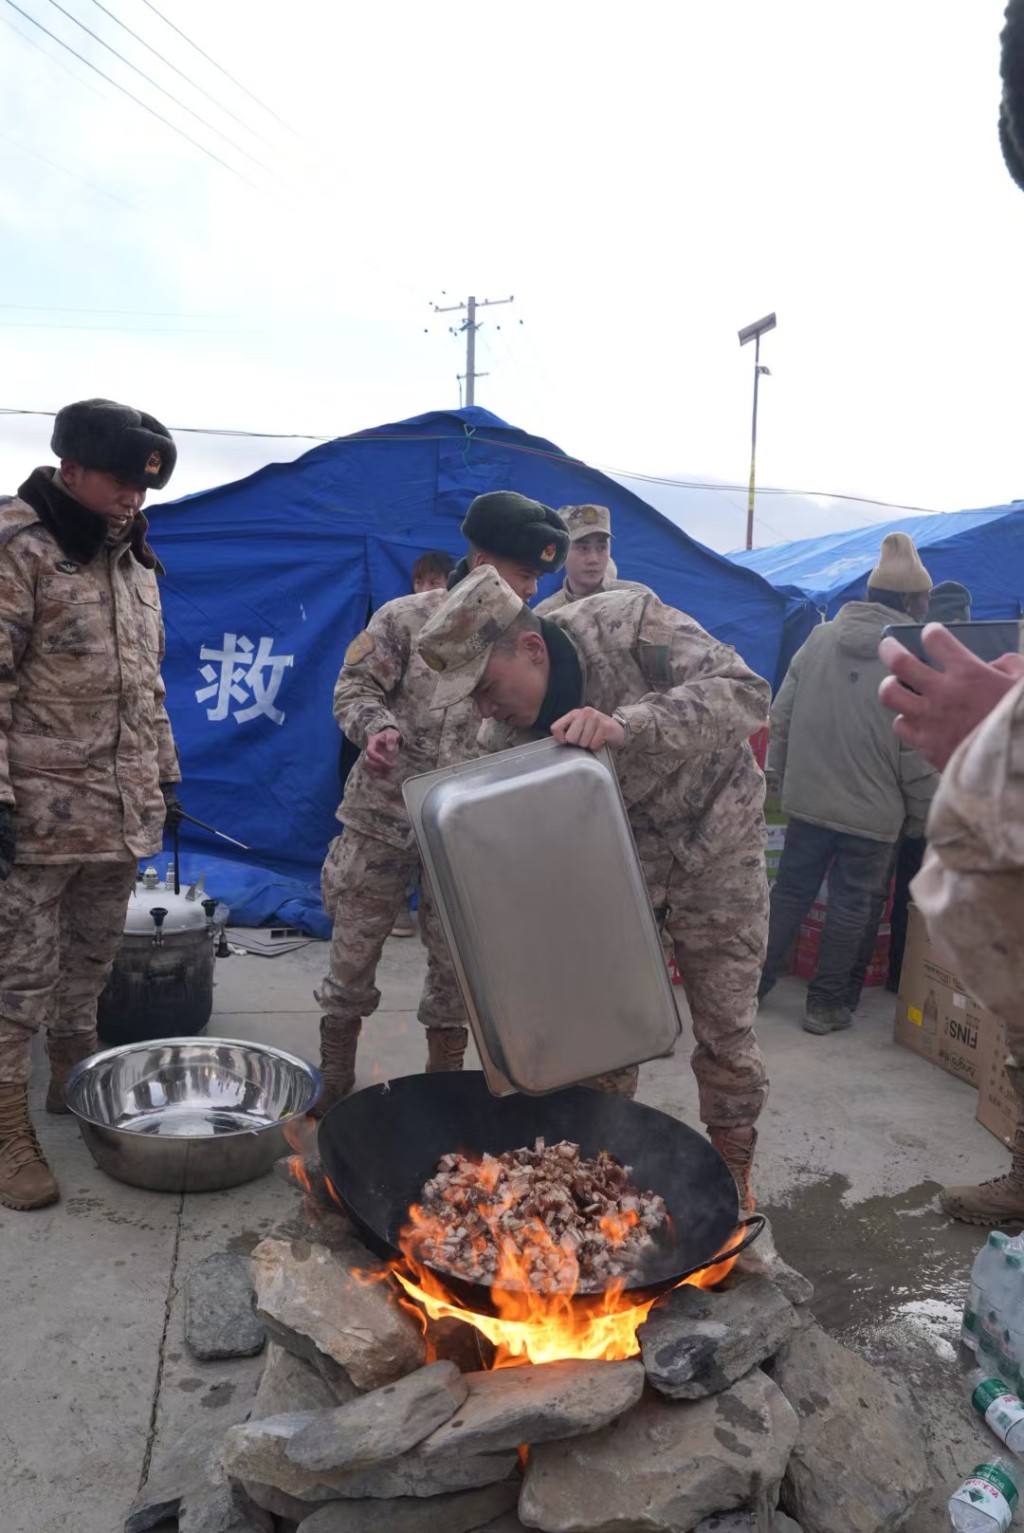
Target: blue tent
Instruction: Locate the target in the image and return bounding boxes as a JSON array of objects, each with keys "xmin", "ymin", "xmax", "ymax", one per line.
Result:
[
  {"xmin": 150, "ymin": 406, "xmax": 788, "ymax": 915},
  {"xmin": 731, "ymin": 503, "xmax": 1024, "ymax": 626}
]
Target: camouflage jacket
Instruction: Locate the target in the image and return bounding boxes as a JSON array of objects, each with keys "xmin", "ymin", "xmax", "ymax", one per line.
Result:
[
  {"xmin": 533, "ymin": 574, "xmax": 652, "ymax": 617},
  {"xmin": 481, "ymin": 589, "xmax": 771, "ymax": 873},
  {"xmin": 912, "ymin": 678, "xmax": 1024, "ymax": 1032},
  {"xmin": 0, "ymin": 490, "xmax": 179, "ymax": 862},
  {"xmin": 333, "ymin": 590, "xmax": 483, "ymax": 851}
]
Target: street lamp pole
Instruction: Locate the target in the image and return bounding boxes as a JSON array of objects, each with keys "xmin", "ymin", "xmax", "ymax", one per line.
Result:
[{"xmin": 738, "ymin": 312, "xmax": 777, "ymax": 551}]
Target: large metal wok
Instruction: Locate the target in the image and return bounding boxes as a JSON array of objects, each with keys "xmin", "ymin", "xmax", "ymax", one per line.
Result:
[{"xmin": 317, "ymin": 1072, "xmax": 763, "ymax": 1312}]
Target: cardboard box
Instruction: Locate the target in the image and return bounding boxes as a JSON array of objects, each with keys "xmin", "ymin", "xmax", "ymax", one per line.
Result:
[
  {"xmin": 893, "ymin": 904, "xmax": 994, "ymax": 1088},
  {"xmin": 976, "ymin": 1016, "xmax": 1018, "ymax": 1150}
]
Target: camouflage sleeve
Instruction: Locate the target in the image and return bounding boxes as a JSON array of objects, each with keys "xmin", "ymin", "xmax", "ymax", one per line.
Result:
[
  {"xmin": 332, "ymin": 604, "xmax": 410, "ymax": 747},
  {"xmin": 616, "ymin": 595, "xmax": 771, "ymax": 759},
  {"xmin": 0, "ymin": 534, "xmax": 35, "ymax": 806},
  {"xmin": 766, "ymin": 643, "xmax": 804, "ymax": 781},
  {"xmin": 154, "ymin": 599, "xmax": 181, "ymax": 784}
]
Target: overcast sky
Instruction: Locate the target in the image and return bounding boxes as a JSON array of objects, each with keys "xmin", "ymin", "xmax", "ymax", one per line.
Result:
[{"xmin": 0, "ymin": 0, "xmax": 1019, "ymax": 553}]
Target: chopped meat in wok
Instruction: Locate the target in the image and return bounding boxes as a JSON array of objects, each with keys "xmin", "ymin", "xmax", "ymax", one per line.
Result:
[{"xmin": 405, "ymin": 1138, "xmax": 668, "ymax": 1294}]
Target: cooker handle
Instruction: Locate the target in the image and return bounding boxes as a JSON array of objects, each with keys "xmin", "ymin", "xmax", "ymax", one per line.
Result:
[{"xmin": 709, "ymin": 1213, "xmax": 766, "ymax": 1265}]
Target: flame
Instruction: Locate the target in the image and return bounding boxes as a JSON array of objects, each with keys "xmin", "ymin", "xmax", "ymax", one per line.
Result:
[
  {"xmin": 284, "ymin": 1147, "xmax": 741, "ymax": 1369},
  {"xmin": 388, "ymin": 1180, "xmax": 740, "ymax": 1367}
]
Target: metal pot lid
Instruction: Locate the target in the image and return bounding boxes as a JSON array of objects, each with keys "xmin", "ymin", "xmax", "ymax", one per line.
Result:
[
  {"xmin": 403, "ymin": 738, "xmax": 681, "ymax": 1096},
  {"xmin": 124, "ymin": 873, "xmax": 219, "ymax": 934}
]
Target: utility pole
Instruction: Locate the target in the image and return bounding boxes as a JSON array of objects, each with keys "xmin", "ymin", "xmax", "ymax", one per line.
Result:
[
  {"xmin": 433, "ymin": 293, "xmax": 514, "ymax": 406},
  {"xmin": 737, "ymin": 312, "xmax": 777, "ymax": 550}
]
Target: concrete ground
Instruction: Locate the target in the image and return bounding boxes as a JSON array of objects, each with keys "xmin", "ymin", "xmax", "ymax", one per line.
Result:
[{"xmin": 0, "ymin": 933, "xmax": 1009, "ymax": 1532}]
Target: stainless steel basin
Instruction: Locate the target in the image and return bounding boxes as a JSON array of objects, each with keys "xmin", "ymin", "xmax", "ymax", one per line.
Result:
[{"xmin": 65, "ymin": 1038, "xmax": 321, "ymax": 1192}]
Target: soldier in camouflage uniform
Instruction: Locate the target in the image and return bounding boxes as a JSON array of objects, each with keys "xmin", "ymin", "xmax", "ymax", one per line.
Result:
[
  {"xmin": 0, "ymin": 399, "xmax": 182, "ymax": 1210},
  {"xmin": 317, "ymin": 491, "xmax": 569, "ymax": 1112},
  {"xmin": 880, "ymin": 624, "xmax": 1024, "ymax": 1224},
  {"xmin": 417, "ymin": 565, "xmax": 772, "ymax": 1208},
  {"xmin": 534, "ymin": 504, "xmax": 651, "ymax": 616}
]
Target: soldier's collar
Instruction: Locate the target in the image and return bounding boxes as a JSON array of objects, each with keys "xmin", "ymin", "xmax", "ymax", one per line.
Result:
[
  {"xmin": 17, "ymin": 466, "xmax": 161, "ymax": 572},
  {"xmin": 534, "ymin": 618, "xmax": 584, "ymax": 734}
]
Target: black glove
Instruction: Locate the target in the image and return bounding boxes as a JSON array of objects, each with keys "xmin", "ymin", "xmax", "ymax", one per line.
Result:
[
  {"xmin": 160, "ymin": 782, "xmax": 184, "ymax": 833},
  {"xmin": 0, "ymin": 804, "xmax": 14, "ymax": 881}
]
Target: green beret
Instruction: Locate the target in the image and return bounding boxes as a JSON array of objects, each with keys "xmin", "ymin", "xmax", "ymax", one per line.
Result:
[
  {"xmin": 461, "ymin": 491, "xmax": 569, "ymax": 572},
  {"xmin": 52, "ymin": 398, "xmax": 177, "ymax": 491}
]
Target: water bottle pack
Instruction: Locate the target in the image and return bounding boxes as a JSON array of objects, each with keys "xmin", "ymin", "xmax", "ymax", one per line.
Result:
[
  {"xmin": 952, "ymin": 1232, "xmax": 1024, "ymax": 1528},
  {"xmin": 963, "ymin": 1233, "xmax": 1010, "ymax": 1354}
]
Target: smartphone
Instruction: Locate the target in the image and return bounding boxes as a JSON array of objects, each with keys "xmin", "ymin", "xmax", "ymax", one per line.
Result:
[{"xmin": 882, "ymin": 619, "xmax": 1021, "ymax": 666}]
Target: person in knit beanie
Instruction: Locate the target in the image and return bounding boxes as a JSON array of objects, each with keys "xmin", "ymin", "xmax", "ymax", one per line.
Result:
[
  {"xmin": 759, "ymin": 533, "xmax": 938, "ymax": 1035},
  {"xmin": 865, "ymin": 532, "xmax": 933, "ymax": 622}
]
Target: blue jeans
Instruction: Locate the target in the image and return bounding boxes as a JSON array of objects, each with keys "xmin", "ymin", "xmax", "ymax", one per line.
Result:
[{"xmin": 759, "ymin": 817, "xmax": 896, "ymax": 1010}]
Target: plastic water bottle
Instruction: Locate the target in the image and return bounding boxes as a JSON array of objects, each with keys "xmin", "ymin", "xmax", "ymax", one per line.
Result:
[
  {"xmin": 980, "ymin": 1250, "xmax": 1020, "ymax": 1363},
  {"xmin": 949, "ymin": 1455, "xmax": 1022, "ymax": 1530},
  {"xmin": 964, "ymin": 1232, "xmax": 1011, "ymax": 1352},
  {"xmin": 997, "ymin": 1254, "xmax": 1024, "ymax": 1391},
  {"xmin": 968, "ymin": 1368, "xmax": 1024, "ymax": 1453}
]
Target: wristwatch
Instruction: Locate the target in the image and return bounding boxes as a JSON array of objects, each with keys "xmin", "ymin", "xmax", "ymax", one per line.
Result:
[{"xmin": 612, "ymin": 709, "xmax": 633, "ymax": 749}]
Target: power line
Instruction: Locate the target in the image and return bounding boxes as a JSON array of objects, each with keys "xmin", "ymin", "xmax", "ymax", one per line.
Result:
[
  {"xmin": 0, "ymin": 128, "xmax": 140, "ymax": 209},
  {"xmin": 0, "ymin": 302, "xmax": 228, "ymax": 316},
  {"xmin": 0, "ymin": 405, "xmax": 952, "ymax": 513},
  {"xmin": 0, "ymin": 7, "xmax": 105, "ymax": 97},
  {"xmin": 601, "ymin": 464, "xmax": 939, "ymax": 516},
  {"xmin": 0, "ymin": 0, "xmax": 254, "ymax": 182},
  {"xmin": 83, "ymin": 0, "xmax": 276, "ymax": 148},
  {"xmin": 134, "ymin": 0, "xmax": 296, "ymax": 133},
  {"xmin": 41, "ymin": 0, "xmax": 269, "ymax": 171}
]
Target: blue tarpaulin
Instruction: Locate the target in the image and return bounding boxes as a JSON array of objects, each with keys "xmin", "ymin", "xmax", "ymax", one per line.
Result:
[
  {"xmin": 731, "ymin": 503, "xmax": 1024, "ymax": 623},
  {"xmin": 148, "ymin": 406, "xmax": 789, "ymax": 927}
]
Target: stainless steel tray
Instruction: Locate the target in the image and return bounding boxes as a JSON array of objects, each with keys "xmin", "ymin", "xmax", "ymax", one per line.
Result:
[{"xmin": 403, "ymin": 738, "xmax": 681, "ymax": 1095}]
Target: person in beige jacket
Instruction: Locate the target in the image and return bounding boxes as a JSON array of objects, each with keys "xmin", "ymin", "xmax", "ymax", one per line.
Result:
[
  {"xmin": 0, "ymin": 399, "xmax": 182, "ymax": 1210},
  {"xmin": 760, "ymin": 533, "xmax": 939, "ymax": 1035}
]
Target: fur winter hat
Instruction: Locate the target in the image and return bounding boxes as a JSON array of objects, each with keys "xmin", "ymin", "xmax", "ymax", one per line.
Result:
[
  {"xmin": 461, "ymin": 491, "xmax": 569, "ymax": 572},
  {"xmin": 51, "ymin": 399, "xmax": 177, "ymax": 490},
  {"xmin": 1002, "ymin": 0, "xmax": 1024, "ymax": 192}
]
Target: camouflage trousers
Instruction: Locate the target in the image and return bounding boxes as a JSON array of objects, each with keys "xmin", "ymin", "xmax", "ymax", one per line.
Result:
[
  {"xmin": 0, "ymin": 859, "xmax": 137, "ymax": 1084},
  {"xmin": 637, "ymin": 828, "xmax": 769, "ymax": 1131},
  {"xmin": 316, "ymin": 829, "xmax": 466, "ymax": 1032}
]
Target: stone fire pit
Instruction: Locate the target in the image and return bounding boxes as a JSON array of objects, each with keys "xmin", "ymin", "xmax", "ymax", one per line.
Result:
[{"xmin": 125, "ymin": 1157, "xmax": 930, "ymax": 1533}]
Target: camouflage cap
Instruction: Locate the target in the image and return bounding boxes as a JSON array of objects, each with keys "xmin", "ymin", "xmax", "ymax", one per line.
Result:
[
  {"xmin": 560, "ymin": 503, "xmax": 612, "ymax": 542},
  {"xmin": 418, "ymin": 565, "xmax": 528, "ymax": 710}
]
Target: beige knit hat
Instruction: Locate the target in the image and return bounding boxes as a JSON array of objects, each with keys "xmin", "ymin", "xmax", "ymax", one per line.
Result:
[{"xmin": 868, "ymin": 533, "xmax": 932, "ymax": 594}]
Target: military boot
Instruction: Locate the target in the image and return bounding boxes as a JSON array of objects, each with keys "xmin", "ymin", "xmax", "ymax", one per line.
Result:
[
  {"xmin": 582, "ymin": 1066, "xmax": 640, "ymax": 1099},
  {"xmin": 940, "ymin": 1128, "xmax": 1024, "ymax": 1226},
  {"xmin": 426, "ymin": 1026, "xmax": 468, "ymax": 1073},
  {"xmin": 45, "ymin": 1030, "xmax": 99, "ymax": 1114},
  {"xmin": 315, "ymin": 1017, "xmax": 361, "ymax": 1118},
  {"xmin": 709, "ymin": 1125, "xmax": 757, "ymax": 1214},
  {"xmin": 0, "ymin": 1084, "xmax": 59, "ymax": 1210}
]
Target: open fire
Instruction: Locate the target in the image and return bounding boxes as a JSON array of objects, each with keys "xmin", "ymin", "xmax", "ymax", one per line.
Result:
[{"xmin": 285, "ymin": 1131, "xmax": 740, "ymax": 1369}]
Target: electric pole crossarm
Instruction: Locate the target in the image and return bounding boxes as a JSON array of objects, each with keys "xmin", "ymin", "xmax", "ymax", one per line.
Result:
[{"xmin": 432, "ymin": 293, "xmax": 514, "ymax": 406}]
